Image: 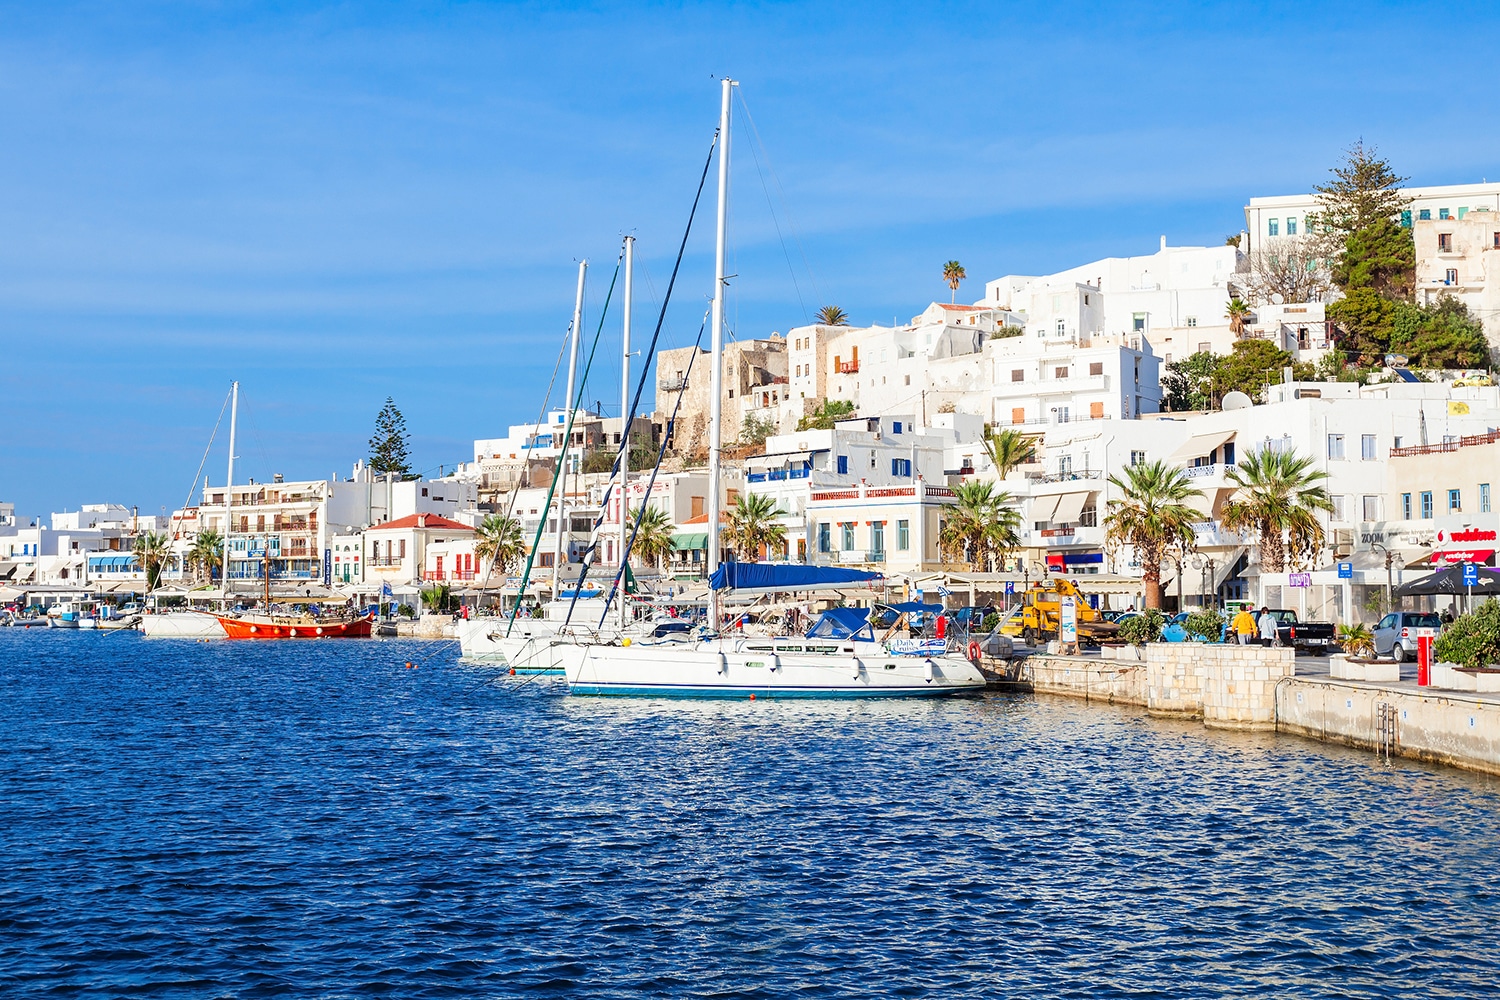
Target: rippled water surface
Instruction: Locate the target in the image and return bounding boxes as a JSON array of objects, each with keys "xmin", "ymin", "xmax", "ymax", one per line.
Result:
[{"xmin": 2, "ymin": 631, "xmax": 1499, "ymax": 998}]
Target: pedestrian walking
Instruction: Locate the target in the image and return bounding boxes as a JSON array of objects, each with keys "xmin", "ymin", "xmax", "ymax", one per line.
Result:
[
  {"xmin": 1232, "ymin": 607, "xmax": 1257, "ymax": 645},
  {"xmin": 1258, "ymin": 606, "xmax": 1279, "ymax": 646}
]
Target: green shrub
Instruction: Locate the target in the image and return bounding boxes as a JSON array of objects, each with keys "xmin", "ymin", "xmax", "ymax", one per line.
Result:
[
  {"xmin": 1434, "ymin": 599, "xmax": 1500, "ymax": 670},
  {"xmin": 1337, "ymin": 622, "xmax": 1375, "ymax": 658},
  {"xmin": 980, "ymin": 613, "xmax": 1000, "ymax": 633},
  {"xmin": 1183, "ymin": 610, "xmax": 1225, "ymax": 642},
  {"xmin": 1118, "ymin": 608, "xmax": 1166, "ymax": 645}
]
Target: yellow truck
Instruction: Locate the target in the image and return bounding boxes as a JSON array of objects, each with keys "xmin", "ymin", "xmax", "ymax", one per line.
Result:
[{"xmin": 1000, "ymin": 579, "xmax": 1119, "ymax": 644}]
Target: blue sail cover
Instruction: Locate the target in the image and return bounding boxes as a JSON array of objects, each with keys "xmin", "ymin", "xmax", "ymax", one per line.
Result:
[
  {"xmin": 708, "ymin": 563, "xmax": 881, "ymax": 593},
  {"xmin": 806, "ymin": 607, "xmax": 876, "ymax": 641}
]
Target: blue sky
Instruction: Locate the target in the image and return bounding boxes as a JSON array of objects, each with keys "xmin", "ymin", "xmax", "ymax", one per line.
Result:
[{"xmin": 3, "ymin": 0, "xmax": 1498, "ymax": 520}]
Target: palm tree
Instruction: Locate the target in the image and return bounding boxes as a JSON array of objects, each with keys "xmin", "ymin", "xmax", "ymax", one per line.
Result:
[
  {"xmin": 816, "ymin": 305, "xmax": 849, "ymax": 326},
  {"xmin": 1220, "ymin": 448, "xmax": 1333, "ymax": 573},
  {"xmin": 474, "ymin": 513, "xmax": 525, "ymax": 587},
  {"xmin": 1102, "ymin": 461, "xmax": 1203, "ymax": 609},
  {"xmin": 629, "ymin": 505, "xmax": 677, "ymax": 576},
  {"xmin": 984, "ymin": 427, "xmax": 1038, "ymax": 480},
  {"xmin": 190, "ymin": 529, "xmax": 223, "ymax": 584},
  {"xmin": 939, "ymin": 481, "xmax": 1021, "ymax": 572},
  {"xmin": 942, "ymin": 260, "xmax": 966, "ymax": 304},
  {"xmin": 132, "ymin": 531, "xmax": 173, "ymax": 592},
  {"xmin": 724, "ymin": 493, "xmax": 788, "ymax": 561},
  {"xmin": 1226, "ymin": 297, "xmax": 1251, "ymax": 337},
  {"xmin": 420, "ymin": 583, "xmax": 453, "ymax": 613}
]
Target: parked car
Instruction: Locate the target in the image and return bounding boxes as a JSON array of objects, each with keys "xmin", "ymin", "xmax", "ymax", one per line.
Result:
[
  {"xmin": 1372, "ymin": 612, "xmax": 1442, "ymax": 661},
  {"xmin": 1261, "ymin": 609, "xmax": 1337, "ymax": 654}
]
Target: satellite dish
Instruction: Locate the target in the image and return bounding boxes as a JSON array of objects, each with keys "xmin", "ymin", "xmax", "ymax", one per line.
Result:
[
  {"xmin": 1270, "ymin": 293, "xmax": 1285, "ymax": 305},
  {"xmin": 1222, "ymin": 391, "xmax": 1253, "ymax": 411}
]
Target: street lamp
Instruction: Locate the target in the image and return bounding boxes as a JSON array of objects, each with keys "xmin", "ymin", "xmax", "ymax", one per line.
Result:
[{"xmin": 1371, "ymin": 541, "xmax": 1396, "ymax": 612}]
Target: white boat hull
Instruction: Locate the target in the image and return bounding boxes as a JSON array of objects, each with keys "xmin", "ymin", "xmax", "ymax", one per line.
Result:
[
  {"xmin": 140, "ymin": 612, "xmax": 227, "ymax": 639},
  {"xmin": 559, "ymin": 637, "xmax": 988, "ymax": 699}
]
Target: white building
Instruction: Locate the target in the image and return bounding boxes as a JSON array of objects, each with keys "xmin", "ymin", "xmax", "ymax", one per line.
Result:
[
  {"xmin": 1245, "ymin": 181, "xmax": 1500, "ymax": 252},
  {"xmin": 1412, "ymin": 209, "xmax": 1500, "ymax": 347}
]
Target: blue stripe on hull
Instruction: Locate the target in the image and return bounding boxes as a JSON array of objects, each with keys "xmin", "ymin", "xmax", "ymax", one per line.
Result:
[{"xmin": 568, "ymin": 683, "xmax": 983, "ymax": 699}]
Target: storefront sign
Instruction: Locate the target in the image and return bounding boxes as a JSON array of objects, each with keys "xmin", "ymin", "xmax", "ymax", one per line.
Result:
[
  {"xmin": 1289, "ymin": 573, "xmax": 1312, "ymax": 588},
  {"xmin": 1059, "ymin": 597, "xmax": 1078, "ymax": 644},
  {"xmin": 1439, "ymin": 528, "xmax": 1497, "ymax": 543},
  {"xmin": 1432, "ymin": 549, "xmax": 1495, "ymax": 566}
]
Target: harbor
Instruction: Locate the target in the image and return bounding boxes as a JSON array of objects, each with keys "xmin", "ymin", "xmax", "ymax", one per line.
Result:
[{"xmin": 3, "ymin": 628, "xmax": 1498, "ymax": 997}]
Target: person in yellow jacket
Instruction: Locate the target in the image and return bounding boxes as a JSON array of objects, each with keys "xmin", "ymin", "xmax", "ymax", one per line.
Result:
[{"xmin": 1232, "ymin": 607, "xmax": 1258, "ymax": 645}]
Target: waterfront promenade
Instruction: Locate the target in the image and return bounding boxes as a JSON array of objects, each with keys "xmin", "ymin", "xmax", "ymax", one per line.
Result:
[{"xmin": 1014, "ymin": 645, "xmax": 1500, "ymax": 776}]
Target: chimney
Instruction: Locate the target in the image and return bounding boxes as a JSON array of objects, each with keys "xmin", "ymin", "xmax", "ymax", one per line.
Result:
[
  {"xmin": 417, "ymin": 514, "xmax": 427, "ymax": 528},
  {"xmin": 1160, "ymin": 235, "xmax": 1167, "ymax": 251}
]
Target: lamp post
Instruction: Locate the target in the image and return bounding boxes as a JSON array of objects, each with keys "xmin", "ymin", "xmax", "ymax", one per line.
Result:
[{"xmin": 1372, "ymin": 541, "xmax": 1395, "ymax": 613}]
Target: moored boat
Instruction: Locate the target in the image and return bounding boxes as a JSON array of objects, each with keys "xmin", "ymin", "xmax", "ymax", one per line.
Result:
[{"xmin": 216, "ymin": 612, "xmax": 373, "ymax": 639}]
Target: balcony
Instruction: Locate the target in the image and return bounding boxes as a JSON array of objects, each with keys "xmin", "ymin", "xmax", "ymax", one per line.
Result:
[
  {"xmin": 1184, "ymin": 462, "xmax": 1235, "ymax": 479},
  {"xmin": 1391, "ymin": 430, "xmax": 1500, "ymax": 457},
  {"xmin": 424, "ymin": 570, "xmax": 477, "ymax": 582},
  {"xmin": 746, "ymin": 467, "xmax": 811, "ymax": 483},
  {"xmin": 837, "ymin": 550, "xmax": 869, "ymax": 564},
  {"xmin": 1025, "ymin": 469, "xmax": 1104, "ymax": 484},
  {"xmin": 659, "ymin": 376, "xmax": 689, "ymax": 392},
  {"xmin": 836, "ymin": 360, "xmax": 860, "ymax": 374}
]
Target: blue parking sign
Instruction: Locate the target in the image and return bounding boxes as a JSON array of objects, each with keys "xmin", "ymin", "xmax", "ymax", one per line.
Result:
[
  {"xmin": 1463, "ymin": 562, "xmax": 1480, "ymax": 586},
  {"xmin": 1004, "ymin": 581, "xmax": 1014, "ymax": 595},
  {"xmin": 1337, "ymin": 562, "xmax": 1353, "ymax": 579}
]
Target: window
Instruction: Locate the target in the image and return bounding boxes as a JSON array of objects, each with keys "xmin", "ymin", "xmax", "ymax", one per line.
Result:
[
  {"xmin": 1132, "ymin": 314, "xmax": 1146, "ymax": 332},
  {"xmin": 1089, "ymin": 402, "xmax": 1104, "ymax": 420},
  {"xmin": 1449, "ymin": 489, "xmax": 1462, "ymax": 513},
  {"xmin": 1011, "ymin": 369, "xmax": 1024, "ymax": 382},
  {"xmin": 1054, "ymin": 366, "xmax": 1069, "ymax": 379},
  {"xmin": 1268, "ymin": 219, "xmax": 1279, "ymax": 236},
  {"xmin": 1186, "ymin": 316, "xmax": 1197, "ymax": 327},
  {"xmin": 818, "ymin": 523, "xmax": 830, "ymax": 553},
  {"xmin": 871, "ymin": 521, "xmax": 885, "ymax": 555},
  {"xmin": 1400, "ymin": 209, "xmax": 1411, "ymax": 228},
  {"xmin": 1420, "ymin": 491, "xmax": 1433, "ymax": 519},
  {"xmin": 841, "ymin": 523, "xmax": 855, "ymax": 550},
  {"xmin": 1130, "ymin": 450, "xmax": 1146, "ymax": 466},
  {"xmin": 897, "ymin": 519, "xmax": 910, "ymax": 550},
  {"xmin": 836, "ymin": 455, "xmax": 848, "ymax": 475},
  {"xmin": 1494, "ymin": 232, "xmax": 1500, "ymax": 250},
  {"xmin": 1439, "ymin": 233, "xmax": 1453, "ymax": 252},
  {"xmin": 891, "ymin": 458, "xmax": 912, "ymax": 477},
  {"xmin": 904, "ymin": 374, "xmax": 911, "ymax": 386},
  {"xmin": 1439, "ymin": 208, "xmax": 1450, "ymax": 220},
  {"xmin": 1079, "ymin": 503, "xmax": 1098, "ymax": 527},
  {"xmin": 1446, "ymin": 268, "xmax": 1458, "ymax": 285},
  {"xmin": 892, "ymin": 421, "xmax": 902, "ymax": 434},
  {"xmin": 1288, "ymin": 218, "xmax": 1298, "ymax": 235},
  {"xmin": 1363, "ymin": 495, "xmax": 1381, "ymax": 521},
  {"xmin": 1327, "ymin": 434, "xmax": 1345, "ymax": 460},
  {"xmin": 1361, "ymin": 434, "xmax": 1377, "ymax": 460},
  {"xmin": 1058, "ymin": 455, "xmax": 1073, "ymax": 477},
  {"xmin": 1198, "ymin": 342, "xmax": 1212, "ymax": 354},
  {"xmin": 1054, "ymin": 406, "xmax": 1071, "ymax": 424},
  {"xmin": 1419, "ymin": 208, "xmax": 1431, "ymax": 221},
  {"xmin": 1055, "ymin": 319, "xmax": 1066, "ymax": 337},
  {"xmin": 1011, "ymin": 407, "xmax": 1025, "ymax": 425},
  {"xmin": 1332, "ymin": 495, "xmax": 1347, "ymax": 522},
  {"xmin": 1223, "ymin": 442, "xmax": 1235, "ymax": 465},
  {"xmin": 1089, "ymin": 362, "xmax": 1103, "ymax": 376},
  {"xmin": 1402, "ymin": 493, "xmax": 1412, "ymax": 520}
]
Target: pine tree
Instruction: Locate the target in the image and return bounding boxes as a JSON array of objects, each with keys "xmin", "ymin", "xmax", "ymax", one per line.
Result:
[
  {"xmin": 369, "ymin": 397, "xmax": 413, "ymax": 478},
  {"xmin": 1313, "ymin": 140, "xmax": 1410, "ymax": 237}
]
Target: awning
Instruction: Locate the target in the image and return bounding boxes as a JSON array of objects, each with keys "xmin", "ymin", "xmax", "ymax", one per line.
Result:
[
  {"xmin": 87, "ymin": 555, "xmax": 137, "ymax": 569},
  {"xmin": 1030, "ymin": 495, "xmax": 1061, "ymax": 522},
  {"xmin": 1052, "ymin": 492, "xmax": 1092, "ymax": 524},
  {"xmin": 1167, "ymin": 429, "xmax": 1236, "ymax": 464},
  {"xmin": 672, "ymin": 532, "xmax": 708, "ymax": 551},
  {"xmin": 746, "ymin": 452, "xmax": 810, "ymax": 470},
  {"xmin": 1184, "ymin": 487, "xmax": 1230, "ymax": 518}
]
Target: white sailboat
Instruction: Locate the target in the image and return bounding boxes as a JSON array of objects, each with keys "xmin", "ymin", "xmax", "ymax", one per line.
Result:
[{"xmin": 550, "ymin": 79, "xmax": 986, "ymax": 699}]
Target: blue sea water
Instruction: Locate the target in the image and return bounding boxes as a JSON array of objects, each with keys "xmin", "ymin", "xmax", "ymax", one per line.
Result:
[{"xmin": 1, "ymin": 631, "xmax": 1498, "ymax": 998}]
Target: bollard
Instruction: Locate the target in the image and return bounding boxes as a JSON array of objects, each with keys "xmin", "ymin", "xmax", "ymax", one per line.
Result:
[{"xmin": 1417, "ymin": 634, "xmax": 1432, "ymax": 687}]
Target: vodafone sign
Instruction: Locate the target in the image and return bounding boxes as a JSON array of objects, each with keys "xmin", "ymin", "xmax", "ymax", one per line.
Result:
[
  {"xmin": 1438, "ymin": 528, "xmax": 1498, "ymax": 543},
  {"xmin": 1433, "ymin": 549, "xmax": 1496, "ymax": 565}
]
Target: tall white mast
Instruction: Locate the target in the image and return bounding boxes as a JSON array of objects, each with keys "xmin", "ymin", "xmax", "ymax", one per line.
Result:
[
  {"xmin": 554, "ymin": 260, "xmax": 587, "ymax": 597},
  {"xmin": 221, "ymin": 380, "xmax": 239, "ymax": 590},
  {"xmin": 707, "ymin": 77, "xmax": 733, "ymax": 628},
  {"xmin": 619, "ymin": 236, "xmax": 634, "ymax": 629}
]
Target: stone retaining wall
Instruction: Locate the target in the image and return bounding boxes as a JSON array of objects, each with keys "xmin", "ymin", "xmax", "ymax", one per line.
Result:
[
  {"xmin": 1277, "ymin": 678, "xmax": 1500, "ymax": 776},
  {"xmin": 1028, "ymin": 643, "xmax": 1294, "ymax": 730}
]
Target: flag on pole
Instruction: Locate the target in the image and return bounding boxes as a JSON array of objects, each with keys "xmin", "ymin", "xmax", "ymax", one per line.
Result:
[{"xmin": 935, "ymin": 585, "xmax": 953, "ymax": 597}]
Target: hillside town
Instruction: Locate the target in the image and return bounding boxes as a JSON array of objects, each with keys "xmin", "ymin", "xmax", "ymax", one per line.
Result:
[{"xmin": 7, "ymin": 161, "xmax": 1500, "ymax": 628}]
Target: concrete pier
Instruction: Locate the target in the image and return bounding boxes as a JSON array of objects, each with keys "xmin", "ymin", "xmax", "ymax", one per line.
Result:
[{"xmin": 1013, "ymin": 644, "xmax": 1500, "ymax": 777}]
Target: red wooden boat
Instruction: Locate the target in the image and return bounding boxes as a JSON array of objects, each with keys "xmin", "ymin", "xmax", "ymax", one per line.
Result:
[{"xmin": 216, "ymin": 613, "xmax": 373, "ymax": 639}]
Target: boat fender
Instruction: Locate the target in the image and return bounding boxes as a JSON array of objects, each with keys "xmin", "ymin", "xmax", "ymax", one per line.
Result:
[
  {"xmin": 622, "ymin": 637, "xmax": 631, "ymax": 646},
  {"xmin": 851, "ymin": 657, "xmax": 862, "ymax": 680},
  {"xmin": 769, "ymin": 655, "xmax": 780, "ymax": 673},
  {"xmin": 923, "ymin": 659, "xmax": 935, "ymax": 683},
  {"xmin": 717, "ymin": 653, "xmax": 728, "ymax": 675},
  {"xmin": 316, "ymin": 627, "xmax": 324, "ymax": 636},
  {"xmin": 249, "ymin": 626, "xmax": 258, "ymax": 634},
  {"xmin": 967, "ymin": 640, "xmax": 981, "ymax": 664}
]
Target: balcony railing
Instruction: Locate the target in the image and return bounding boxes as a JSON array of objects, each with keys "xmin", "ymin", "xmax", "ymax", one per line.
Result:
[
  {"xmin": 746, "ymin": 467, "xmax": 811, "ymax": 483},
  {"xmin": 1391, "ymin": 430, "xmax": 1500, "ymax": 457},
  {"xmin": 424, "ymin": 570, "xmax": 477, "ymax": 582},
  {"xmin": 836, "ymin": 361, "xmax": 860, "ymax": 374},
  {"xmin": 659, "ymin": 376, "xmax": 689, "ymax": 392},
  {"xmin": 1025, "ymin": 469, "xmax": 1104, "ymax": 484}
]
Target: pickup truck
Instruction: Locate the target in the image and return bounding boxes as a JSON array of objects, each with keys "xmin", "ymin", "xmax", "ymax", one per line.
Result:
[{"xmin": 1260, "ymin": 609, "xmax": 1336, "ymax": 654}]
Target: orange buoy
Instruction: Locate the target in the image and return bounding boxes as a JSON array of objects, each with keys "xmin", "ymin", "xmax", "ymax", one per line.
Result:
[
  {"xmin": 405, "ymin": 661, "xmax": 413, "ymax": 669},
  {"xmin": 749, "ymin": 693, "xmax": 756, "ymax": 700},
  {"xmin": 509, "ymin": 668, "xmax": 516, "ymax": 676}
]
